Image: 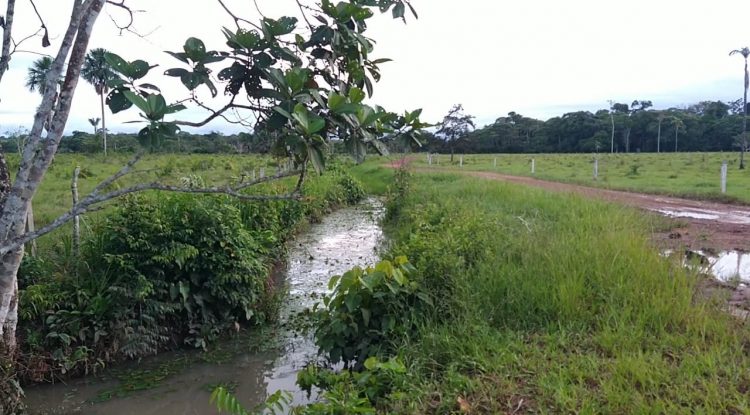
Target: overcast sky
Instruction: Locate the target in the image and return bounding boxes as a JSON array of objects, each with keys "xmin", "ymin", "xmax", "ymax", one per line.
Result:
[{"xmin": 0, "ymin": 0, "xmax": 748, "ymax": 135}]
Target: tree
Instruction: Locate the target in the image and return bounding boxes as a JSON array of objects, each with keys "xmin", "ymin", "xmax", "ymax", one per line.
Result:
[
  {"xmin": 729, "ymin": 47, "xmax": 749, "ymax": 169},
  {"xmin": 24, "ymin": 56, "xmax": 54, "ymax": 95},
  {"xmin": 82, "ymin": 48, "xmax": 117, "ymax": 156},
  {"xmin": 88, "ymin": 116, "xmax": 100, "ymax": 134},
  {"xmin": 672, "ymin": 116, "xmax": 685, "ymax": 152},
  {"xmin": 656, "ymin": 111, "xmax": 667, "ymax": 153},
  {"xmin": 436, "ymin": 104, "xmax": 475, "ymax": 162},
  {"xmin": 0, "ymin": 2, "xmax": 424, "ymax": 409}
]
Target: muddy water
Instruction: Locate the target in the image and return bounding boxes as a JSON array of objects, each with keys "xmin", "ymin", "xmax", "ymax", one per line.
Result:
[{"xmin": 25, "ymin": 198, "xmax": 384, "ymax": 415}]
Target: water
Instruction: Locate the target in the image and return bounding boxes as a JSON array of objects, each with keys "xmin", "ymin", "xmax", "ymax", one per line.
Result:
[
  {"xmin": 666, "ymin": 249, "xmax": 750, "ymax": 283},
  {"xmin": 653, "ymin": 208, "xmax": 750, "ymax": 225},
  {"xmin": 25, "ymin": 198, "xmax": 384, "ymax": 414}
]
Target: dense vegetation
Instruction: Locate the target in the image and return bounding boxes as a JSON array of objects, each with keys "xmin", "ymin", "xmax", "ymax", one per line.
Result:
[
  {"xmin": 289, "ymin": 163, "xmax": 750, "ymax": 413},
  {"xmin": 15, "ymin": 158, "xmax": 365, "ymax": 384},
  {"xmin": 425, "ymin": 100, "xmax": 749, "ymax": 154}
]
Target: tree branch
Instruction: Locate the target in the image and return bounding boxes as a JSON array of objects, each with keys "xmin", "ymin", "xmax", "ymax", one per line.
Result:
[
  {"xmin": 0, "ymin": 168, "xmax": 304, "ymax": 256},
  {"xmin": 172, "ymin": 97, "xmax": 266, "ymax": 128}
]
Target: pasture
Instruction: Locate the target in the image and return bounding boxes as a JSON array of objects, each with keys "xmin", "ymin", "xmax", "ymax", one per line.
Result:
[{"xmin": 413, "ymin": 152, "xmax": 750, "ymax": 204}]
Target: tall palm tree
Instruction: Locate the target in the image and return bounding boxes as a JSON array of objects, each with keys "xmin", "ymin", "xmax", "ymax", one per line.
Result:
[
  {"xmin": 81, "ymin": 48, "xmax": 117, "ymax": 156},
  {"xmin": 25, "ymin": 56, "xmax": 54, "ymax": 95},
  {"xmin": 656, "ymin": 111, "xmax": 666, "ymax": 153},
  {"xmin": 88, "ymin": 117, "xmax": 100, "ymax": 135},
  {"xmin": 729, "ymin": 47, "xmax": 749, "ymax": 169}
]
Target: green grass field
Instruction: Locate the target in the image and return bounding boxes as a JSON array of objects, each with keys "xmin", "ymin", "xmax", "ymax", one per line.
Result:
[
  {"xmin": 345, "ymin": 165, "xmax": 750, "ymax": 413},
  {"xmin": 6, "ymin": 153, "xmax": 287, "ymax": 228},
  {"xmin": 411, "ymin": 152, "xmax": 750, "ymax": 204}
]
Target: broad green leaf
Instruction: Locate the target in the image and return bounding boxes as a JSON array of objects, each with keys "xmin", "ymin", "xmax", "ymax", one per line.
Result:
[
  {"xmin": 184, "ymin": 37, "xmax": 207, "ymax": 61},
  {"xmin": 348, "ymin": 87, "xmax": 366, "ymax": 104},
  {"xmin": 122, "ymin": 90, "xmax": 149, "ymax": 114}
]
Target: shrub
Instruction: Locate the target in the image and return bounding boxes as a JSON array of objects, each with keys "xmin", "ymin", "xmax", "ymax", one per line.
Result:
[{"xmin": 313, "ymin": 257, "xmax": 431, "ymax": 367}]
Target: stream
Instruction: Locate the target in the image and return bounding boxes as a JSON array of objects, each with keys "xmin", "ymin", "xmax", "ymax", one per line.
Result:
[{"xmin": 25, "ymin": 197, "xmax": 384, "ymax": 415}]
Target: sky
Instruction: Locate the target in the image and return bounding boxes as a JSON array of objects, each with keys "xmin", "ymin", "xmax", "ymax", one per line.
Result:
[{"xmin": 0, "ymin": 0, "xmax": 748, "ymax": 135}]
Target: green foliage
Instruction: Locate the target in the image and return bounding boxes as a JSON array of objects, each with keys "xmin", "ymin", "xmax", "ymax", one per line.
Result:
[
  {"xmin": 313, "ymin": 257, "xmax": 430, "ymax": 367},
  {"xmin": 104, "ymin": 0, "xmax": 426, "ymax": 164},
  {"xmin": 18, "ymin": 163, "xmax": 366, "ymax": 382}
]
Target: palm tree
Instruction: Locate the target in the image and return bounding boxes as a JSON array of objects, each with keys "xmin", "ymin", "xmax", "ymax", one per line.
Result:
[
  {"xmin": 88, "ymin": 117, "xmax": 100, "ymax": 135},
  {"xmin": 81, "ymin": 48, "xmax": 117, "ymax": 156},
  {"xmin": 656, "ymin": 111, "xmax": 667, "ymax": 153},
  {"xmin": 729, "ymin": 47, "xmax": 749, "ymax": 169},
  {"xmin": 25, "ymin": 57, "xmax": 54, "ymax": 95}
]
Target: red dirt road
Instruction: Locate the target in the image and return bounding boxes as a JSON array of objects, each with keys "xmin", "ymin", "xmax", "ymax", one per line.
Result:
[{"xmin": 418, "ymin": 167, "xmax": 750, "ymax": 252}]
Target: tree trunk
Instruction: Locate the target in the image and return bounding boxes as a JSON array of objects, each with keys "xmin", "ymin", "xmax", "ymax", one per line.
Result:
[
  {"xmin": 624, "ymin": 128, "xmax": 631, "ymax": 153},
  {"xmin": 100, "ymin": 90, "xmax": 107, "ymax": 157},
  {"xmin": 450, "ymin": 146, "xmax": 454, "ymax": 163},
  {"xmin": 740, "ymin": 58, "xmax": 747, "ymax": 169},
  {"xmin": 610, "ymin": 112, "xmax": 615, "ymax": 153},
  {"xmin": 657, "ymin": 120, "xmax": 662, "ymax": 153},
  {"xmin": 0, "ymin": 2, "xmax": 105, "ymax": 409},
  {"xmin": 0, "ymin": 150, "xmax": 23, "ymax": 413},
  {"xmin": 675, "ymin": 127, "xmax": 679, "ymax": 152},
  {"xmin": 72, "ymin": 166, "xmax": 80, "ymax": 257}
]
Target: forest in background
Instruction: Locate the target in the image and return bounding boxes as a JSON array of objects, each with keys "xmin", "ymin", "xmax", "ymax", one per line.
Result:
[{"xmin": 423, "ymin": 99, "xmax": 749, "ymax": 154}]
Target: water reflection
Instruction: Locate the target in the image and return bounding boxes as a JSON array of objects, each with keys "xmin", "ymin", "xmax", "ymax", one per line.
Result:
[{"xmin": 26, "ymin": 198, "xmax": 384, "ymax": 414}]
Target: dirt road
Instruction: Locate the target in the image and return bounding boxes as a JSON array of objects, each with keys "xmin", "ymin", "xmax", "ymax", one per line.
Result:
[{"xmin": 417, "ymin": 167, "xmax": 750, "ymax": 252}]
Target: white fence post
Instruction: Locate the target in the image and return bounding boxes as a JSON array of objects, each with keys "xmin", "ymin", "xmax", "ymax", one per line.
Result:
[
  {"xmin": 531, "ymin": 158, "xmax": 535, "ymax": 174},
  {"xmin": 493, "ymin": 157, "xmax": 497, "ymax": 168},
  {"xmin": 721, "ymin": 160, "xmax": 728, "ymax": 194},
  {"xmin": 593, "ymin": 158, "xmax": 599, "ymax": 180},
  {"xmin": 460, "ymin": 155, "xmax": 463, "ymax": 167},
  {"xmin": 260, "ymin": 167, "xmax": 265, "ymax": 178}
]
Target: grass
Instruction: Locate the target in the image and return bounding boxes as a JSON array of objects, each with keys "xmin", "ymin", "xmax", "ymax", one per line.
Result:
[
  {"xmin": 410, "ymin": 152, "xmax": 750, "ymax": 204},
  {"xmin": 356, "ymin": 167, "xmax": 750, "ymax": 413}
]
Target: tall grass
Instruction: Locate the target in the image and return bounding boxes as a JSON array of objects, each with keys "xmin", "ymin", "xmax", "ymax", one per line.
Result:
[{"xmin": 363, "ymin": 170, "xmax": 750, "ymax": 413}]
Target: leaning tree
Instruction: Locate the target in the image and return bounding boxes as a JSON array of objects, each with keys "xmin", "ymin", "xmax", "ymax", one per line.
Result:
[
  {"xmin": 0, "ymin": 0, "xmax": 425, "ymax": 410},
  {"xmin": 729, "ymin": 47, "xmax": 749, "ymax": 169}
]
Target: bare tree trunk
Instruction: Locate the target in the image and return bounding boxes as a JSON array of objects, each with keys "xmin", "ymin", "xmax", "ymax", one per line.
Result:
[
  {"xmin": 675, "ymin": 126, "xmax": 679, "ymax": 152},
  {"xmin": 100, "ymin": 90, "xmax": 107, "ymax": 157},
  {"xmin": 0, "ymin": 0, "xmax": 16, "ymax": 85},
  {"xmin": 740, "ymin": 58, "xmax": 747, "ymax": 170},
  {"xmin": 657, "ymin": 120, "xmax": 662, "ymax": 153},
  {"xmin": 72, "ymin": 166, "xmax": 80, "ymax": 257},
  {"xmin": 0, "ymin": 150, "xmax": 23, "ymax": 413},
  {"xmin": 25, "ymin": 202, "xmax": 36, "ymax": 257},
  {"xmin": 610, "ymin": 112, "xmax": 615, "ymax": 153},
  {"xmin": 0, "ymin": 4, "xmax": 105, "ymax": 407}
]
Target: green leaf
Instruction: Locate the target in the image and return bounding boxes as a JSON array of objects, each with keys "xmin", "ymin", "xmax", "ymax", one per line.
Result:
[
  {"xmin": 106, "ymin": 89, "xmax": 133, "ymax": 114},
  {"xmin": 392, "ymin": 2, "xmax": 405, "ymax": 19},
  {"xmin": 328, "ymin": 92, "xmax": 345, "ymax": 111},
  {"xmin": 129, "ymin": 60, "xmax": 151, "ymax": 80},
  {"xmin": 122, "ymin": 90, "xmax": 149, "ymax": 114},
  {"xmin": 104, "ymin": 52, "xmax": 129, "ymax": 77},
  {"xmin": 164, "ymin": 68, "xmax": 189, "ymax": 77},
  {"xmin": 184, "ymin": 37, "xmax": 207, "ymax": 61},
  {"xmin": 308, "ymin": 144, "xmax": 325, "ymax": 174},
  {"xmin": 165, "ymin": 51, "xmax": 189, "ymax": 64},
  {"xmin": 348, "ymin": 87, "xmax": 366, "ymax": 104}
]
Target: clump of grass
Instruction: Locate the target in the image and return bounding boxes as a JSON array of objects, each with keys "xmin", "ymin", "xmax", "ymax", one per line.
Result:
[{"xmin": 362, "ymin": 170, "xmax": 750, "ymax": 413}]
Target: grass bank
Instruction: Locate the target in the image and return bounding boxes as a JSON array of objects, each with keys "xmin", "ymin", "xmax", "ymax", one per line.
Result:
[
  {"xmin": 331, "ymin": 165, "xmax": 750, "ymax": 413},
  {"xmin": 411, "ymin": 152, "xmax": 750, "ymax": 204}
]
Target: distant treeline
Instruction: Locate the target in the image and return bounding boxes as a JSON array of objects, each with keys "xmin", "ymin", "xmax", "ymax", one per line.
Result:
[
  {"xmin": 423, "ymin": 100, "xmax": 749, "ymax": 154},
  {"xmin": 0, "ymin": 130, "xmax": 278, "ymax": 155}
]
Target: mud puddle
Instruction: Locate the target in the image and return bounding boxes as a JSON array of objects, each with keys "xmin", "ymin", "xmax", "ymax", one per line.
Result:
[{"xmin": 25, "ymin": 197, "xmax": 384, "ymax": 414}]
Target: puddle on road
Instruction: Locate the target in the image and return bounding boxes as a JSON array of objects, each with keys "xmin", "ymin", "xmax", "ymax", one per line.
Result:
[
  {"xmin": 666, "ymin": 249, "xmax": 750, "ymax": 283},
  {"xmin": 25, "ymin": 198, "xmax": 384, "ymax": 415},
  {"xmin": 654, "ymin": 208, "xmax": 750, "ymax": 225}
]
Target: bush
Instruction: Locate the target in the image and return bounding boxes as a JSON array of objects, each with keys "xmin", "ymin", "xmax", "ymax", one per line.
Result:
[{"xmin": 313, "ymin": 257, "xmax": 431, "ymax": 367}]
